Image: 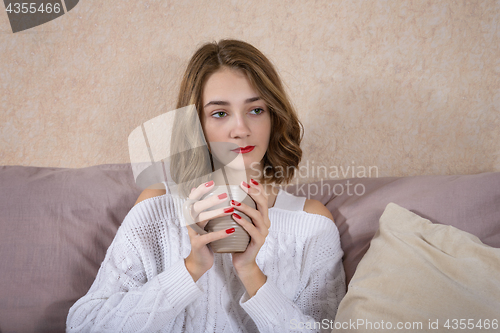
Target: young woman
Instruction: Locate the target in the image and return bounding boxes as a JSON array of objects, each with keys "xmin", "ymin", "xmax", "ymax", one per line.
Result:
[{"xmin": 67, "ymin": 39, "xmax": 345, "ymax": 332}]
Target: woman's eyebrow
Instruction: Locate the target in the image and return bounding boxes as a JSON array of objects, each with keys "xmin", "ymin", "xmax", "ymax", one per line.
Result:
[{"xmin": 204, "ymin": 97, "xmax": 261, "ymax": 108}]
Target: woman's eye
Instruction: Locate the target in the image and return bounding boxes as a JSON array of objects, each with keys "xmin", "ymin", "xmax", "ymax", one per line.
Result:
[
  {"xmin": 250, "ymin": 108, "xmax": 264, "ymax": 115},
  {"xmin": 212, "ymin": 111, "xmax": 227, "ymax": 118}
]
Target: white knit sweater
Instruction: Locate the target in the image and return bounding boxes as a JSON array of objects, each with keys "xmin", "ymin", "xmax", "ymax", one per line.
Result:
[{"xmin": 66, "ymin": 190, "xmax": 345, "ymax": 332}]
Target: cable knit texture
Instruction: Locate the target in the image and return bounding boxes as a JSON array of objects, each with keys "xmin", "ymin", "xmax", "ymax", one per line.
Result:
[{"xmin": 66, "ymin": 192, "xmax": 345, "ymax": 332}]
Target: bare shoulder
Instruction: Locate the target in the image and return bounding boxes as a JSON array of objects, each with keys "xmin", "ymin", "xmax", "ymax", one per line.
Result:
[
  {"xmin": 134, "ymin": 183, "xmax": 167, "ymax": 206},
  {"xmin": 303, "ymin": 199, "xmax": 334, "ymax": 223}
]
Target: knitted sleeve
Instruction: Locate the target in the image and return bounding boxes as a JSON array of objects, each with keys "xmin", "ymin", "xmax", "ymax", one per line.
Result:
[
  {"xmin": 66, "ymin": 197, "xmax": 203, "ymax": 333},
  {"xmin": 239, "ymin": 214, "xmax": 346, "ymax": 333}
]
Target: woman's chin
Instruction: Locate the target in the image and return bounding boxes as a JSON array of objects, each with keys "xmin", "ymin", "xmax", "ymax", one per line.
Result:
[
  {"xmin": 222, "ymin": 161, "xmax": 261, "ymax": 177},
  {"xmin": 223, "ymin": 161, "xmax": 249, "ymax": 172}
]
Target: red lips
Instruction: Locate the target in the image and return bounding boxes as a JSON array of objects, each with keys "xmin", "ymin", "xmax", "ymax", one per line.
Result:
[{"xmin": 232, "ymin": 146, "xmax": 255, "ymax": 154}]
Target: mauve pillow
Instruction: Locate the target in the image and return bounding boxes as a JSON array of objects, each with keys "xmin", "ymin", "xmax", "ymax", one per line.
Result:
[
  {"xmin": 285, "ymin": 173, "xmax": 500, "ymax": 285},
  {"xmin": 0, "ymin": 164, "xmax": 141, "ymax": 333}
]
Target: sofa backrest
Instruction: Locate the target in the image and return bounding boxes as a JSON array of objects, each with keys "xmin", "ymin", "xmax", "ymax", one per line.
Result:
[{"xmin": 1, "ymin": 164, "xmax": 499, "ymax": 332}]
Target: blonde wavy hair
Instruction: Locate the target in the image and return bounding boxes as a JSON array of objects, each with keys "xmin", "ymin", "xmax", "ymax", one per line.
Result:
[{"xmin": 171, "ymin": 39, "xmax": 303, "ymax": 195}]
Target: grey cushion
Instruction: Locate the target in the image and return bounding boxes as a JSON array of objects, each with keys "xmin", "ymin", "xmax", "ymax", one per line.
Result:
[
  {"xmin": 285, "ymin": 173, "xmax": 500, "ymax": 285},
  {"xmin": 0, "ymin": 165, "xmax": 141, "ymax": 333}
]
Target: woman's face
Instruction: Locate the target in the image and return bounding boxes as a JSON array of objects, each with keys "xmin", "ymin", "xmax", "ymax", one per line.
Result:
[{"xmin": 201, "ymin": 67, "xmax": 271, "ymax": 173}]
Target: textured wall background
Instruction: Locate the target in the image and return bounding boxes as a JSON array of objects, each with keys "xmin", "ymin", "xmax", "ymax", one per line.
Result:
[{"xmin": 1, "ymin": 0, "xmax": 499, "ymax": 181}]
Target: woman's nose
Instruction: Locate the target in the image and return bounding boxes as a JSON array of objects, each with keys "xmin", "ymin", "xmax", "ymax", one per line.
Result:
[{"xmin": 230, "ymin": 116, "xmax": 251, "ymax": 138}]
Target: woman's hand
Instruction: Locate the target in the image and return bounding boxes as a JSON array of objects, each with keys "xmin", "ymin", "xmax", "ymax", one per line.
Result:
[
  {"xmin": 184, "ymin": 180, "xmax": 236, "ymax": 282},
  {"xmin": 230, "ymin": 179, "xmax": 270, "ymax": 297}
]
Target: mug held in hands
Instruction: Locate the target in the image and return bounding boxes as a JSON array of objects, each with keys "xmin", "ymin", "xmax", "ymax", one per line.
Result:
[{"xmin": 183, "ymin": 185, "xmax": 255, "ymax": 253}]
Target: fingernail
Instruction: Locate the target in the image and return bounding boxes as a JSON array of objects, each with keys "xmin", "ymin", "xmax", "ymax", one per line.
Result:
[
  {"xmin": 250, "ymin": 179, "xmax": 259, "ymax": 186},
  {"xmin": 233, "ymin": 213, "xmax": 241, "ymax": 219},
  {"xmin": 224, "ymin": 207, "xmax": 234, "ymax": 213},
  {"xmin": 205, "ymin": 180, "xmax": 214, "ymax": 187},
  {"xmin": 231, "ymin": 200, "xmax": 241, "ymax": 206},
  {"xmin": 218, "ymin": 193, "xmax": 228, "ymax": 200},
  {"xmin": 242, "ymin": 181, "xmax": 251, "ymax": 188},
  {"xmin": 226, "ymin": 228, "xmax": 235, "ymax": 234}
]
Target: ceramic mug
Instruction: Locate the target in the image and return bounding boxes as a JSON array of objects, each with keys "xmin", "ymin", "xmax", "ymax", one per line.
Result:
[{"xmin": 183, "ymin": 185, "xmax": 255, "ymax": 253}]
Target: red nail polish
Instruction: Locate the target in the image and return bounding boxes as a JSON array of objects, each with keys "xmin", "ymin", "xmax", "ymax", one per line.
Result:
[
  {"xmin": 242, "ymin": 181, "xmax": 251, "ymax": 188},
  {"xmin": 251, "ymin": 179, "xmax": 259, "ymax": 186},
  {"xmin": 218, "ymin": 193, "xmax": 228, "ymax": 200},
  {"xmin": 233, "ymin": 213, "xmax": 241, "ymax": 219},
  {"xmin": 231, "ymin": 200, "xmax": 241, "ymax": 206},
  {"xmin": 224, "ymin": 207, "xmax": 234, "ymax": 213},
  {"xmin": 226, "ymin": 228, "xmax": 235, "ymax": 234},
  {"xmin": 205, "ymin": 180, "xmax": 214, "ymax": 187}
]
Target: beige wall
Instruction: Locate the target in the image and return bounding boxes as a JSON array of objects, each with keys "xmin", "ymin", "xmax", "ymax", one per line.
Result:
[{"xmin": 1, "ymin": 0, "xmax": 499, "ymax": 181}]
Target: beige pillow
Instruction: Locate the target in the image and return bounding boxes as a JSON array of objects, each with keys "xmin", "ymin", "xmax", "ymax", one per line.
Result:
[{"xmin": 333, "ymin": 203, "xmax": 500, "ymax": 333}]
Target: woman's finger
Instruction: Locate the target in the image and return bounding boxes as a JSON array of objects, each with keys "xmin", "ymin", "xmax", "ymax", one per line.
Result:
[
  {"xmin": 229, "ymin": 199, "xmax": 262, "ymax": 226},
  {"xmin": 196, "ymin": 227, "xmax": 236, "ymax": 246},
  {"xmin": 186, "ymin": 208, "xmax": 237, "ymax": 237},
  {"xmin": 192, "ymin": 191, "xmax": 229, "ymax": 215},
  {"xmin": 189, "ymin": 180, "xmax": 215, "ymax": 200},
  {"xmin": 196, "ymin": 206, "xmax": 234, "ymax": 224},
  {"xmin": 186, "ymin": 180, "xmax": 228, "ymax": 226},
  {"xmin": 241, "ymin": 180, "xmax": 268, "ymax": 212},
  {"xmin": 232, "ymin": 213, "xmax": 267, "ymax": 243},
  {"xmin": 185, "ymin": 223, "xmax": 200, "ymax": 239},
  {"xmin": 239, "ymin": 179, "xmax": 270, "ymax": 229}
]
